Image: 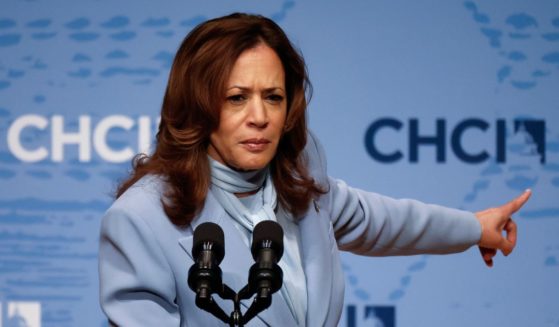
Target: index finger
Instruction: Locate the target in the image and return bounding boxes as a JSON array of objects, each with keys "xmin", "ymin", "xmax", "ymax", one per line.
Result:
[{"xmin": 500, "ymin": 189, "xmax": 532, "ymax": 217}]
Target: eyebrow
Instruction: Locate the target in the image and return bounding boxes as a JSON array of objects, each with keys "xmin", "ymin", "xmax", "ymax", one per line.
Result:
[{"xmin": 227, "ymin": 85, "xmax": 285, "ymax": 92}]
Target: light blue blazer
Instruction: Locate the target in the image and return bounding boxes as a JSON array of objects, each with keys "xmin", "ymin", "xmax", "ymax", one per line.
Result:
[{"xmin": 98, "ymin": 132, "xmax": 481, "ymax": 326}]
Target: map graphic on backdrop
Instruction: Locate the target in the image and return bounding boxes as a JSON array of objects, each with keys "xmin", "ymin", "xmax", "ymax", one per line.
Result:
[
  {"xmin": 1, "ymin": 1, "xmax": 557, "ymax": 326},
  {"xmin": 464, "ymin": 1, "xmax": 559, "ymax": 90}
]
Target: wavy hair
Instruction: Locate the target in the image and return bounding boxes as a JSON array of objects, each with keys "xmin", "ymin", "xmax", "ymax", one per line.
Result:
[{"xmin": 116, "ymin": 13, "xmax": 324, "ymax": 225}]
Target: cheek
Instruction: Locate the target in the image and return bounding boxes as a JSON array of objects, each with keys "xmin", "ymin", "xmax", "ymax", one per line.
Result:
[
  {"xmin": 216, "ymin": 114, "xmax": 242, "ymax": 138},
  {"xmin": 211, "ymin": 133, "xmax": 229, "ymax": 152},
  {"xmin": 212, "ymin": 118, "xmax": 236, "ymax": 142},
  {"xmin": 210, "ymin": 125, "xmax": 240, "ymax": 157}
]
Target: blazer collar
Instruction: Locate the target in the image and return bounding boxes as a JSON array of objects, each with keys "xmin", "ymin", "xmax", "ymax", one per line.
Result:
[{"xmin": 178, "ymin": 191, "xmax": 297, "ymax": 326}]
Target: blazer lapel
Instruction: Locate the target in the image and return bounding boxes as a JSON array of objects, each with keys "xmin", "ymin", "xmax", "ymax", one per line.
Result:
[
  {"xmin": 178, "ymin": 191, "xmax": 297, "ymax": 326},
  {"xmin": 299, "ymin": 205, "xmax": 334, "ymax": 327}
]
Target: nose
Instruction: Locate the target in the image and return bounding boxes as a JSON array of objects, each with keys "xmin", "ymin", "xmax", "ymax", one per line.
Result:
[{"xmin": 247, "ymin": 98, "xmax": 268, "ymax": 129}]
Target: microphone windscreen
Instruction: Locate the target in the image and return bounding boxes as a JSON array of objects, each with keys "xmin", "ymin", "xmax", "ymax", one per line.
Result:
[
  {"xmin": 251, "ymin": 220, "xmax": 284, "ymax": 259},
  {"xmin": 193, "ymin": 222, "xmax": 225, "ymax": 263}
]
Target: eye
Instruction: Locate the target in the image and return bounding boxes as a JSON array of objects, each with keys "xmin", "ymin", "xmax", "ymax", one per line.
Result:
[
  {"xmin": 266, "ymin": 94, "xmax": 284, "ymax": 104},
  {"xmin": 227, "ymin": 94, "xmax": 247, "ymax": 105}
]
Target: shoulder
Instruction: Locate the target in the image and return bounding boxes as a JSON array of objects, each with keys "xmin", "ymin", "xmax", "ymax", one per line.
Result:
[
  {"xmin": 112, "ymin": 174, "xmax": 165, "ymax": 211},
  {"xmin": 101, "ymin": 174, "xmax": 171, "ymax": 236}
]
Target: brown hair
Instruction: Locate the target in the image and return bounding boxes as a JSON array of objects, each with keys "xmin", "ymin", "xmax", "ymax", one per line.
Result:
[{"xmin": 116, "ymin": 13, "xmax": 324, "ymax": 225}]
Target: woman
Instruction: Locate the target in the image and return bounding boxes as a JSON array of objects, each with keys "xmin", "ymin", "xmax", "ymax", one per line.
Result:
[{"xmin": 98, "ymin": 13, "xmax": 531, "ymax": 326}]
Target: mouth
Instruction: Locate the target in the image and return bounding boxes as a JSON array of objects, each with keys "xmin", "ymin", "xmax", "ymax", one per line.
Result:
[
  {"xmin": 240, "ymin": 138, "xmax": 271, "ymax": 152},
  {"xmin": 241, "ymin": 138, "xmax": 271, "ymax": 144}
]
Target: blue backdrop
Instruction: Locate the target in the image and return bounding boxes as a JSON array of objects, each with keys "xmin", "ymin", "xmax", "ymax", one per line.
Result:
[{"xmin": 1, "ymin": 1, "xmax": 558, "ymax": 326}]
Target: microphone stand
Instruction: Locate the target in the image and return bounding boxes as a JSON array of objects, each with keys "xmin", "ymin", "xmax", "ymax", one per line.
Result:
[
  {"xmin": 237, "ymin": 285, "xmax": 272, "ymax": 326},
  {"xmin": 193, "ymin": 257, "xmax": 283, "ymax": 327},
  {"xmin": 193, "ymin": 281, "xmax": 277, "ymax": 327}
]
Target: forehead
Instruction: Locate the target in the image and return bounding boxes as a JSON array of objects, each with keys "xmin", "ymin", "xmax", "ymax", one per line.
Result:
[{"xmin": 227, "ymin": 44, "xmax": 285, "ymax": 86}]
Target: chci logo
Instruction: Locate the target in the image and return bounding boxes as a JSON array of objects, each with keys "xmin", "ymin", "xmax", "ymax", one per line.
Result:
[
  {"xmin": 364, "ymin": 118, "xmax": 546, "ymax": 164},
  {"xmin": 0, "ymin": 302, "xmax": 41, "ymax": 327},
  {"xmin": 345, "ymin": 304, "xmax": 395, "ymax": 327}
]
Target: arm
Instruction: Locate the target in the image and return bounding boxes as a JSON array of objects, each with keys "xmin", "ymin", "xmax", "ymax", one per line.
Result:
[
  {"xmin": 324, "ymin": 177, "xmax": 482, "ymax": 256},
  {"xmin": 99, "ymin": 205, "xmax": 180, "ymax": 326}
]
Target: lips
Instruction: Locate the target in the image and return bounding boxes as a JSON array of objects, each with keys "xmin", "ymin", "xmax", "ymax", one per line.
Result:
[{"xmin": 240, "ymin": 138, "xmax": 271, "ymax": 152}]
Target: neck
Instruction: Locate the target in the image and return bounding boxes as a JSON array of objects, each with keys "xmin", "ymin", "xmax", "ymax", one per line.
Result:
[{"xmin": 209, "ymin": 156, "xmax": 268, "ymax": 195}]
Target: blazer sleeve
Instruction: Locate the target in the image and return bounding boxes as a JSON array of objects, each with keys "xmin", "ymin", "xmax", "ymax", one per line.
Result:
[
  {"xmin": 324, "ymin": 178, "xmax": 482, "ymax": 256},
  {"xmin": 99, "ymin": 203, "xmax": 180, "ymax": 326},
  {"xmin": 305, "ymin": 131, "xmax": 482, "ymax": 256}
]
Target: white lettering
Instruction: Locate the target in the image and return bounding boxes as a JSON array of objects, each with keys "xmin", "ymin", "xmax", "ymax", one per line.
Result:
[
  {"xmin": 51, "ymin": 115, "xmax": 91, "ymax": 162},
  {"xmin": 7, "ymin": 114, "xmax": 49, "ymax": 162},
  {"xmin": 5, "ymin": 114, "xmax": 156, "ymax": 163},
  {"xmin": 93, "ymin": 115, "xmax": 134, "ymax": 163}
]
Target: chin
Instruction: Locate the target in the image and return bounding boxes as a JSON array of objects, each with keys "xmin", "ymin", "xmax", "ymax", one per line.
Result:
[
  {"xmin": 235, "ymin": 163, "xmax": 267, "ymax": 171},
  {"xmin": 235, "ymin": 157, "xmax": 271, "ymax": 171}
]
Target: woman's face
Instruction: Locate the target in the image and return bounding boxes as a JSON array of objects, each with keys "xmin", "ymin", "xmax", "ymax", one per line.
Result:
[{"xmin": 208, "ymin": 44, "xmax": 287, "ymax": 171}]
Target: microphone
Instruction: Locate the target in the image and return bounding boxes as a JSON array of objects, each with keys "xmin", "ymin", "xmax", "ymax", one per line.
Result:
[
  {"xmin": 187, "ymin": 222, "xmax": 230, "ymax": 323},
  {"xmin": 250, "ymin": 220, "xmax": 284, "ymax": 297},
  {"xmin": 239, "ymin": 220, "xmax": 284, "ymax": 323}
]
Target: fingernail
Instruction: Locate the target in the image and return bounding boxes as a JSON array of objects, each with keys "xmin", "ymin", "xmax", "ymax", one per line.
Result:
[{"xmin": 525, "ymin": 189, "xmax": 531, "ymax": 193}]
